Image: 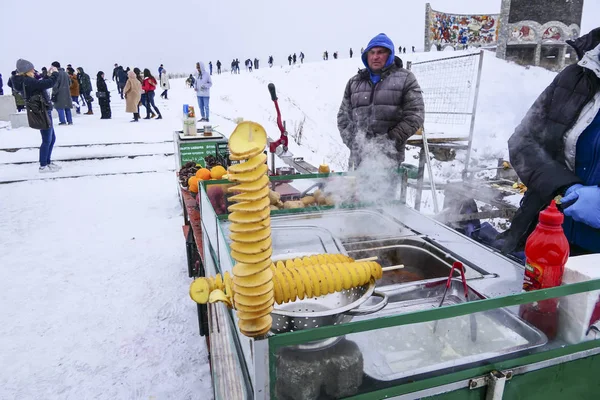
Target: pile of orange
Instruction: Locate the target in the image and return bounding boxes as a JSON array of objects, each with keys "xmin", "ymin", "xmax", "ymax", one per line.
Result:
[
  {"xmin": 196, "ymin": 168, "xmax": 211, "ymax": 181},
  {"xmin": 188, "ymin": 176, "xmax": 199, "ymax": 193}
]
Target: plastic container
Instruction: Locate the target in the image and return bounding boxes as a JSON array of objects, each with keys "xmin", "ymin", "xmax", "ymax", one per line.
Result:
[{"xmin": 518, "ymin": 200, "xmax": 570, "ymax": 339}]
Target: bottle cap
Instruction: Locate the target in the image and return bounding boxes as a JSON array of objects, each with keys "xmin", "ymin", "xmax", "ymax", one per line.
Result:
[{"xmin": 539, "ymin": 200, "xmax": 564, "ymax": 226}]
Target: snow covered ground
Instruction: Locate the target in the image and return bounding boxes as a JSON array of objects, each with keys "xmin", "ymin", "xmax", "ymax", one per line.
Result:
[{"xmin": 0, "ymin": 50, "xmax": 556, "ymax": 399}]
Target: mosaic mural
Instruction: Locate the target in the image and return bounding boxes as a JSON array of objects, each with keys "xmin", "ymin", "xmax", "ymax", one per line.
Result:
[
  {"xmin": 426, "ymin": 7, "xmax": 500, "ymax": 49},
  {"xmin": 506, "ymin": 21, "xmax": 580, "ymax": 44}
]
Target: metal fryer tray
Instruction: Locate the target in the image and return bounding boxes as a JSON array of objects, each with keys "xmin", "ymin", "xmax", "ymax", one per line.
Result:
[
  {"xmin": 349, "ymin": 279, "xmax": 548, "ymax": 382},
  {"xmin": 221, "ymin": 222, "xmax": 345, "ymax": 259}
]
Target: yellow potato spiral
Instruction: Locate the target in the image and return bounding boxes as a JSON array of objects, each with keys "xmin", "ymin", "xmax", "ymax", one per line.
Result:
[{"xmin": 190, "ymin": 260, "xmax": 383, "ymax": 306}]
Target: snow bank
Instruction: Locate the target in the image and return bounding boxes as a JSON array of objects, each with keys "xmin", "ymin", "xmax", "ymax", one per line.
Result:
[{"xmin": 0, "ymin": 172, "xmax": 211, "ymax": 399}]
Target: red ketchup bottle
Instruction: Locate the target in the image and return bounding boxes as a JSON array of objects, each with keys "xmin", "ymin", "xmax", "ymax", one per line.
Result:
[{"xmin": 518, "ymin": 200, "xmax": 569, "ymax": 340}]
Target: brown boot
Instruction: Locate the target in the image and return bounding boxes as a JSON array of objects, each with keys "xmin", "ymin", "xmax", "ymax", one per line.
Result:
[{"xmin": 85, "ymin": 110, "xmax": 93, "ymax": 115}]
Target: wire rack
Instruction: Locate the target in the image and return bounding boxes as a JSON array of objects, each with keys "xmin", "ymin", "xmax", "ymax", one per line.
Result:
[{"xmin": 408, "ymin": 52, "xmax": 481, "ymax": 127}]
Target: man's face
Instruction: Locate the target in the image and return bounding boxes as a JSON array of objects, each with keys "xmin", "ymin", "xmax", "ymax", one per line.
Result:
[{"xmin": 367, "ymin": 47, "xmax": 391, "ymax": 73}]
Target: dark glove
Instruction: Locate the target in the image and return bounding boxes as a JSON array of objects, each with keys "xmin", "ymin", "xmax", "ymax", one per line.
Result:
[{"xmin": 562, "ymin": 184, "xmax": 600, "ymax": 229}]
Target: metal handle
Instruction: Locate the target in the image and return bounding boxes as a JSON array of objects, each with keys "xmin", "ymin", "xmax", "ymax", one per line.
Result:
[
  {"xmin": 344, "ymin": 290, "xmax": 389, "ymax": 316},
  {"xmin": 268, "ymin": 83, "xmax": 278, "ymax": 101}
]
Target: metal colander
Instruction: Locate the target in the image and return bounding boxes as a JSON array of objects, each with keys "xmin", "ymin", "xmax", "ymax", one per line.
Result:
[{"xmin": 270, "ymin": 280, "xmax": 388, "ymax": 350}]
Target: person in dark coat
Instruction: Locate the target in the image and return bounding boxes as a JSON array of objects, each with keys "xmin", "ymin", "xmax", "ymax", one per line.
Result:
[
  {"xmin": 216, "ymin": 60, "xmax": 222, "ymax": 74},
  {"xmin": 117, "ymin": 66, "xmax": 128, "ymax": 99},
  {"xmin": 51, "ymin": 61, "xmax": 73, "ymax": 125},
  {"xmin": 77, "ymin": 67, "xmax": 93, "ymax": 115},
  {"xmin": 112, "ymin": 63, "xmax": 122, "ymax": 96},
  {"xmin": 350, "ymin": 48, "xmax": 353, "ymax": 58},
  {"xmin": 209, "ymin": 61, "xmax": 213, "ymax": 75},
  {"xmin": 11, "ymin": 59, "xmax": 61, "ymax": 172},
  {"xmin": 96, "ymin": 71, "xmax": 111, "ymax": 119},
  {"xmin": 7, "ymin": 70, "xmax": 26, "ymax": 111},
  {"xmin": 337, "ymin": 33, "xmax": 424, "ymax": 169},
  {"xmin": 500, "ymin": 28, "xmax": 600, "ymax": 255}
]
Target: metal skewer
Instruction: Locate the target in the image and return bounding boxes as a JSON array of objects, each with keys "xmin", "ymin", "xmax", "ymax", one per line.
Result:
[{"xmin": 355, "ymin": 256, "xmax": 404, "ymax": 271}]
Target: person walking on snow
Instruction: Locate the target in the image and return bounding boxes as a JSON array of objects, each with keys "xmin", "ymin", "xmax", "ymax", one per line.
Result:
[
  {"xmin": 160, "ymin": 68, "xmax": 170, "ymax": 99},
  {"xmin": 0, "ymin": 73, "xmax": 3, "ymax": 95},
  {"xmin": 117, "ymin": 66, "xmax": 128, "ymax": 99},
  {"xmin": 67, "ymin": 68, "xmax": 80, "ymax": 114},
  {"xmin": 158, "ymin": 64, "xmax": 164, "ymax": 78},
  {"xmin": 194, "ymin": 61, "xmax": 212, "ymax": 122},
  {"xmin": 288, "ymin": 55, "xmax": 292, "ymax": 65},
  {"xmin": 500, "ymin": 28, "xmax": 600, "ymax": 255},
  {"xmin": 216, "ymin": 60, "xmax": 222, "ymax": 74},
  {"xmin": 350, "ymin": 48, "xmax": 353, "ymax": 58},
  {"xmin": 77, "ymin": 67, "xmax": 93, "ymax": 114},
  {"xmin": 300, "ymin": 52, "xmax": 304, "ymax": 63},
  {"xmin": 124, "ymin": 70, "xmax": 142, "ymax": 122},
  {"xmin": 293, "ymin": 53, "xmax": 297, "ymax": 64},
  {"xmin": 142, "ymin": 69, "xmax": 162, "ymax": 119},
  {"xmin": 337, "ymin": 33, "xmax": 424, "ymax": 169},
  {"xmin": 51, "ymin": 61, "xmax": 73, "ymax": 125},
  {"xmin": 96, "ymin": 71, "xmax": 112, "ymax": 119},
  {"xmin": 112, "ymin": 63, "xmax": 122, "ymax": 96},
  {"xmin": 209, "ymin": 61, "xmax": 213, "ymax": 75},
  {"xmin": 11, "ymin": 59, "xmax": 61, "ymax": 172}
]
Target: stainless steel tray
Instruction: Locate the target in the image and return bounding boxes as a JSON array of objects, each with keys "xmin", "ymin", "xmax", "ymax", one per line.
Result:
[
  {"xmin": 221, "ymin": 223, "xmax": 346, "ymax": 259},
  {"xmin": 349, "ymin": 279, "xmax": 548, "ymax": 382},
  {"xmin": 269, "ymin": 209, "xmax": 416, "ymax": 241}
]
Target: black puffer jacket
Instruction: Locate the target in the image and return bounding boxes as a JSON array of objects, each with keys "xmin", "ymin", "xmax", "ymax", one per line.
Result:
[
  {"xmin": 501, "ymin": 28, "xmax": 600, "ymax": 253},
  {"xmin": 10, "ymin": 72, "xmax": 58, "ymax": 109},
  {"xmin": 337, "ymin": 56, "xmax": 424, "ymax": 167}
]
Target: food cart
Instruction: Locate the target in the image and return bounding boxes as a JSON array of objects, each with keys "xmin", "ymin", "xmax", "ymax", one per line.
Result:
[
  {"xmin": 176, "ymin": 85, "xmax": 600, "ymax": 399},
  {"xmin": 178, "ymin": 168, "xmax": 600, "ymax": 400}
]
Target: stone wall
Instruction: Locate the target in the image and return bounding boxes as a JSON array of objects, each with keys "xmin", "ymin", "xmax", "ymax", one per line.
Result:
[
  {"xmin": 508, "ymin": 0, "xmax": 584, "ymax": 27},
  {"xmin": 496, "ymin": 0, "xmax": 583, "ymax": 71}
]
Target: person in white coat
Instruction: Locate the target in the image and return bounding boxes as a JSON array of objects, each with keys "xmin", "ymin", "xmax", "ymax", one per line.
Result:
[
  {"xmin": 194, "ymin": 61, "xmax": 212, "ymax": 122},
  {"xmin": 160, "ymin": 68, "xmax": 170, "ymax": 99}
]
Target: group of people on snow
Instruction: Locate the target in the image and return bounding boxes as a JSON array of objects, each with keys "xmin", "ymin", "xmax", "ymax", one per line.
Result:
[
  {"xmin": 287, "ymin": 53, "xmax": 305, "ymax": 65},
  {"xmin": 9, "ymin": 58, "xmax": 173, "ymax": 173}
]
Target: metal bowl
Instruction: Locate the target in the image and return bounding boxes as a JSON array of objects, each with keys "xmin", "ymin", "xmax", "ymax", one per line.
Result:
[{"xmin": 270, "ymin": 280, "xmax": 388, "ymax": 350}]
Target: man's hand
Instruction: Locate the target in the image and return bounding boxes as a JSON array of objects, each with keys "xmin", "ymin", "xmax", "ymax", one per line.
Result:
[
  {"xmin": 48, "ymin": 66, "xmax": 58, "ymax": 74},
  {"xmin": 562, "ymin": 185, "xmax": 600, "ymax": 228}
]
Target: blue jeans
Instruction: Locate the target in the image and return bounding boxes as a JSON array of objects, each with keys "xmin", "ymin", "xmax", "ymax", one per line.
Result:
[
  {"xmin": 57, "ymin": 108, "xmax": 72, "ymax": 124},
  {"xmin": 197, "ymin": 96, "xmax": 210, "ymax": 120},
  {"xmin": 40, "ymin": 111, "xmax": 56, "ymax": 166},
  {"xmin": 71, "ymin": 96, "xmax": 80, "ymax": 113}
]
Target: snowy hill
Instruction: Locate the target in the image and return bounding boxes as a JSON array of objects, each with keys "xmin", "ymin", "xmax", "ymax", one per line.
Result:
[{"xmin": 188, "ymin": 50, "xmax": 556, "ymax": 173}]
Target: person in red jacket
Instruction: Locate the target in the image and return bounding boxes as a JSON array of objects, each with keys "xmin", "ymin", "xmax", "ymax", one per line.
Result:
[{"xmin": 142, "ymin": 69, "xmax": 162, "ymax": 119}]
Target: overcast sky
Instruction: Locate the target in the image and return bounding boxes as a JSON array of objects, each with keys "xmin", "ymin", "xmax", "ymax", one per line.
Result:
[{"xmin": 1, "ymin": 0, "xmax": 598, "ymax": 77}]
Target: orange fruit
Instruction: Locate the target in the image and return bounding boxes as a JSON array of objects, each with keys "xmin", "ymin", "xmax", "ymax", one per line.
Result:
[
  {"xmin": 188, "ymin": 176, "xmax": 199, "ymax": 193},
  {"xmin": 211, "ymin": 165, "xmax": 227, "ymax": 180},
  {"xmin": 196, "ymin": 168, "xmax": 211, "ymax": 181}
]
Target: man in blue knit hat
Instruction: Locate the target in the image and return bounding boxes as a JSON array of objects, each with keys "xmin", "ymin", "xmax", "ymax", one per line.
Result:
[{"xmin": 337, "ymin": 33, "xmax": 424, "ymax": 168}]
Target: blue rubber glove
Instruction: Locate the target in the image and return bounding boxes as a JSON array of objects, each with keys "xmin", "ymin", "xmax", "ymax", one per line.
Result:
[
  {"xmin": 562, "ymin": 185, "xmax": 600, "ymax": 229},
  {"xmin": 564, "ymin": 183, "xmax": 583, "ymax": 198}
]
